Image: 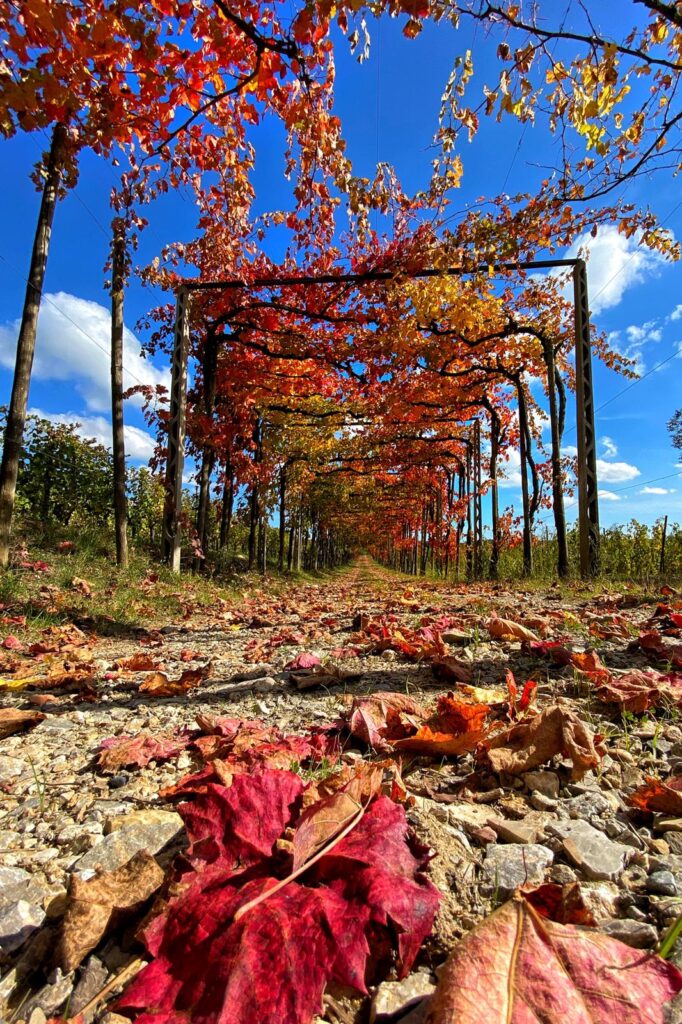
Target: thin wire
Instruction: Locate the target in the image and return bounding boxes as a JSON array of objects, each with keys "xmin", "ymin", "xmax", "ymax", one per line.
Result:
[
  {"xmin": 536, "ymin": 470, "xmax": 682, "ymax": 525},
  {"xmin": 0, "ymin": 251, "xmax": 149, "ymax": 387},
  {"xmin": 588, "ymin": 197, "xmax": 682, "ymax": 306}
]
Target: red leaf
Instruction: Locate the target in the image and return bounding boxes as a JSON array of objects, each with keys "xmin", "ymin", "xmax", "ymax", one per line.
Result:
[
  {"xmin": 285, "ymin": 652, "xmax": 321, "ymax": 670},
  {"xmin": 118, "ymin": 776, "xmax": 439, "ymax": 1024},
  {"xmin": 521, "ymin": 882, "xmax": 596, "ymax": 926},
  {"xmin": 595, "ymin": 669, "xmax": 682, "ymax": 712},
  {"xmin": 179, "ymin": 772, "xmax": 303, "ymax": 870},
  {"xmin": 2, "ymin": 634, "xmax": 24, "ymax": 651},
  {"xmin": 344, "ymin": 692, "xmax": 427, "ymax": 751},
  {"xmin": 628, "ymin": 775, "xmax": 682, "ymax": 815},
  {"xmin": 98, "ymin": 730, "xmax": 194, "ymax": 771},
  {"xmin": 424, "ymin": 895, "xmax": 682, "ymax": 1023}
]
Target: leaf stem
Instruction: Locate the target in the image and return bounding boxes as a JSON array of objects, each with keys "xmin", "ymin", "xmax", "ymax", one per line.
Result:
[{"xmin": 233, "ymin": 799, "xmax": 366, "ymax": 923}]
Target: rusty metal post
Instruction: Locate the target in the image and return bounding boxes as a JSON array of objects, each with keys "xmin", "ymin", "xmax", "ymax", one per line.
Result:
[
  {"xmin": 163, "ymin": 286, "xmax": 190, "ymax": 571},
  {"xmin": 573, "ymin": 259, "xmax": 600, "ymax": 577}
]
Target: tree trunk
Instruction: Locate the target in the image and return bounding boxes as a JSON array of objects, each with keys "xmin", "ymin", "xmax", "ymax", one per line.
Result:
[
  {"xmin": 219, "ymin": 466, "xmax": 234, "ymax": 550},
  {"xmin": 195, "ymin": 449, "xmax": 214, "ymax": 571},
  {"xmin": 543, "ymin": 340, "xmax": 569, "ymax": 577},
  {"xmin": 278, "ymin": 466, "xmax": 286, "ymax": 572},
  {"xmin": 111, "ymin": 224, "xmax": 129, "ymax": 568},
  {"xmin": 0, "ymin": 123, "xmax": 66, "ymax": 566},
  {"xmin": 516, "ymin": 380, "xmax": 533, "ymax": 577},
  {"xmin": 248, "ymin": 487, "xmax": 258, "ymax": 570},
  {"xmin": 487, "ymin": 407, "xmax": 501, "ymax": 579}
]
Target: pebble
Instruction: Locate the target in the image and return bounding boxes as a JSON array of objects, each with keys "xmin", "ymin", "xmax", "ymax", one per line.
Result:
[
  {"xmin": 530, "ymin": 792, "xmax": 558, "ymax": 812},
  {"xmin": 107, "ymin": 775, "xmax": 129, "ymax": 789},
  {"xmin": 546, "ymin": 820, "xmax": 633, "ymax": 881},
  {"xmin": 74, "ymin": 812, "xmax": 182, "ymax": 875},
  {"xmin": 564, "ymin": 791, "xmax": 616, "ymax": 821},
  {"xmin": 70, "ymin": 955, "xmax": 109, "ymax": 1019},
  {"xmin": 481, "ymin": 844, "xmax": 554, "ymax": 898},
  {"xmin": 227, "ymin": 663, "xmax": 272, "ymax": 679},
  {"xmin": 0, "ymin": 754, "xmax": 27, "ymax": 782},
  {"xmin": 600, "ymin": 919, "xmax": 658, "ymax": 948},
  {"xmin": 370, "ymin": 973, "xmax": 435, "ymax": 1022},
  {"xmin": 647, "ymin": 870, "xmax": 678, "ymax": 896},
  {"xmin": 523, "ymin": 770, "xmax": 560, "ymax": 799},
  {"xmin": 488, "ymin": 819, "xmax": 541, "ymax": 845},
  {"xmin": 0, "ymin": 899, "xmax": 46, "ymax": 955},
  {"xmin": 20, "ymin": 969, "xmax": 74, "ymax": 1018}
]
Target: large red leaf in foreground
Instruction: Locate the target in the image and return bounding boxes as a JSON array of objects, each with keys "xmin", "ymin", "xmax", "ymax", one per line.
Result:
[
  {"xmin": 424, "ymin": 896, "xmax": 682, "ymax": 1024},
  {"xmin": 119, "ymin": 772, "xmax": 439, "ymax": 1024}
]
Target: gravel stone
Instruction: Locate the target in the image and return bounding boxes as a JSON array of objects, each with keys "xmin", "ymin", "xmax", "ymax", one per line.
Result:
[
  {"xmin": 600, "ymin": 919, "xmax": 658, "ymax": 948},
  {"xmin": 546, "ymin": 820, "xmax": 634, "ymax": 881},
  {"xmin": 481, "ymin": 844, "xmax": 554, "ymax": 897},
  {"xmin": 647, "ymin": 870, "xmax": 678, "ymax": 896},
  {"xmin": 0, "ymin": 898, "xmax": 46, "ymax": 955}
]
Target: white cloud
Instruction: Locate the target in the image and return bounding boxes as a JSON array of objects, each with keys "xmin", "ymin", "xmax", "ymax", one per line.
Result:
[
  {"xmin": 599, "ymin": 490, "xmax": 621, "ymax": 501},
  {"xmin": 566, "ymin": 225, "xmax": 666, "ymax": 314},
  {"xmin": 0, "ymin": 292, "xmax": 169, "ymax": 413},
  {"xmin": 596, "ymin": 459, "xmax": 640, "ymax": 483},
  {"xmin": 28, "ymin": 408, "xmax": 156, "ymax": 463},
  {"xmin": 600, "ymin": 436, "xmax": 618, "ymax": 458},
  {"xmin": 671, "ymin": 304, "xmax": 682, "ymax": 322},
  {"xmin": 640, "ymin": 486, "xmax": 676, "ymax": 495},
  {"xmin": 497, "ymin": 447, "xmax": 523, "ymax": 488}
]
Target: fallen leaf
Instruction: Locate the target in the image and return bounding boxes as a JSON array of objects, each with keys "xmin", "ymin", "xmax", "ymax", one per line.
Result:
[
  {"xmin": 2, "ymin": 634, "xmax": 24, "ymax": 651},
  {"xmin": 139, "ymin": 667, "xmax": 206, "ymax": 696},
  {"xmin": 482, "ymin": 705, "xmax": 604, "ymax": 779},
  {"xmin": 118, "ymin": 778, "xmax": 439, "ymax": 1024},
  {"xmin": 567, "ymin": 649, "xmax": 606, "ymax": 673},
  {"xmin": 431, "ymin": 657, "xmax": 473, "ymax": 684},
  {"xmin": 115, "ymin": 653, "xmax": 164, "ymax": 672},
  {"xmin": 594, "ymin": 669, "xmax": 682, "ymax": 712},
  {"xmin": 344, "ymin": 692, "xmax": 427, "ymax": 752},
  {"xmin": 521, "ymin": 882, "xmax": 596, "ymax": 926},
  {"xmin": 628, "ymin": 776, "xmax": 682, "ymax": 816},
  {"xmin": 0, "ymin": 707, "xmax": 45, "ymax": 738},
  {"xmin": 55, "ymin": 850, "xmax": 164, "ymax": 972},
  {"xmin": 285, "ymin": 652, "xmax": 322, "ymax": 671},
  {"xmin": 292, "ymin": 790, "xmax": 361, "ymax": 870},
  {"xmin": 393, "ymin": 693, "xmax": 489, "ymax": 757},
  {"xmin": 505, "ymin": 669, "xmax": 537, "ymax": 717},
  {"xmin": 71, "ymin": 576, "xmax": 92, "ymax": 597},
  {"xmin": 98, "ymin": 730, "xmax": 194, "ymax": 771},
  {"xmin": 424, "ymin": 895, "xmax": 682, "ymax": 1024},
  {"xmin": 486, "ymin": 617, "xmax": 539, "ymax": 643}
]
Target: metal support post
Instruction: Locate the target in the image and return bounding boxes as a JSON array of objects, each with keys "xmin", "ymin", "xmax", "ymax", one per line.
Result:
[
  {"xmin": 573, "ymin": 259, "xmax": 600, "ymax": 577},
  {"xmin": 163, "ymin": 287, "xmax": 190, "ymax": 571}
]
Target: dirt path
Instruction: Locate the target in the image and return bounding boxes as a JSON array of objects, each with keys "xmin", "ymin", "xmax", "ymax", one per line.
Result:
[{"xmin": 2, "ymin": 559, "xmax": 682, "ymax": 1021}]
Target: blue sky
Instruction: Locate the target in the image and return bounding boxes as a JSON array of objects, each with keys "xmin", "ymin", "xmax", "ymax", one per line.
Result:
[{"xmin": 1, "ymin": 6, "xmax": 681, "ymax": 527}]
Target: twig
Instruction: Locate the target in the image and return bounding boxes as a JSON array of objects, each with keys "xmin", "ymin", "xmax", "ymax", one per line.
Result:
[
  {"xmin": 75, "ymin": 956, "xmax": 145, "ymax": 1019},
  {"xmin": 233, "ymin": 799, "xmax": 365, "ymax": 922}
]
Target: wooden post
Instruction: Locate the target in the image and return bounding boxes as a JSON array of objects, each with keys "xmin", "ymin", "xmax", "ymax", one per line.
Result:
[
  {"xmin": 163, "ymin": 286, "xmax": 190, "ymax": 571},
  {"xmin": 574, "ymin": 259, "xmax": 600, "ymax": 577},
  {"xmin": 110, "ymin": 224, "xmax": 129, "ymax": 568}
]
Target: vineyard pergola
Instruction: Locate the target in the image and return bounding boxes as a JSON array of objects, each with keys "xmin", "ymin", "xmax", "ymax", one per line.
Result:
[{"xmin": 162, "ymin": 258, "xmax": 599, "ymax": 576}]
